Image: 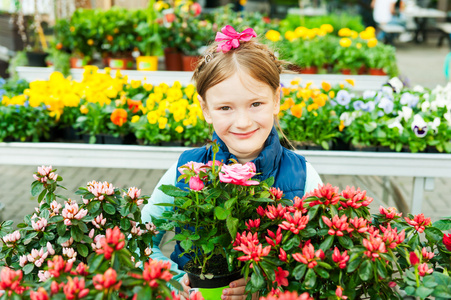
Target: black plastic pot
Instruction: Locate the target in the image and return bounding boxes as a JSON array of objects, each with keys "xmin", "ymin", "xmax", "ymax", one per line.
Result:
[
  {"xmin": 187, "ymin": 269, "xmax": 242, "ymax": 289},
  {"xmin": 26, "ymin": 51, "xmax": 49, "ymax": 67}
]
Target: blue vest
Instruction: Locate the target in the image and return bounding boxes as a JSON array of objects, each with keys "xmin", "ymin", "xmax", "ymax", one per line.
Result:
[{"xmin": 170, "ymin": 127, "xmax": 307, "ymax": 269}]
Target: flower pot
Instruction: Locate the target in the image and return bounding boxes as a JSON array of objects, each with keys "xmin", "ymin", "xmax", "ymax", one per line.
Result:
[
  {"xmin": 182, "ymin": 54, "xmax": 200, "ymax": 72},
  {"xmin": 70, "ymin": 57, "xmax": 90, "ymax": 69},
  {"xmin": 186, "ymin": 269, "xmax": 242, "ymax": 300},
  {"xmin": 358, "ymin": 65, "xmax": 367, "ymax": 75},
  {"xmin": 107, "ymin": 57, "xmax": 134, "ymax": 70},
  {"xmin": 340, "ymin": 68, "xmax": 352, "ymax": 75},
  {"xmin": 136, "ymin": 56, "xmax": 158, "ymax": 71},
  {"xmin": 26, "ymin": 51, "xmax": 48, "ymax": 67},
  {"xmin": 300, "ymin": 66, "xmax": 318, "ymax": 74},
  {"xmin": 369, "ymin": 68, "xmax": 387, "ymax": 76},
  {"xmin": 164, "ymin": 48, "xmax": 183, "ymax": 71}
]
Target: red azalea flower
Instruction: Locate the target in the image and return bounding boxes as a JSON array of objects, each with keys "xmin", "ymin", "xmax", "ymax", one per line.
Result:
[
  {"xmin": 307, "ymin": 183, "xmax": 340, "ymax": 207},
  {"xmin": 322, "ymin": 215, "xmax": 353, "ymax": 236},
  {"xmin": 190, "ymin": 291, "xmax": 204, "ymax": 300},
  {"xmin": 233, "ymin": 231, "xmax": 259, "ymax": 247},
  {"xmin": 279, "ymin": 248, "xmax": 287, "ymax": 262},
  {"xmin": 48, "ymin": 256, "xmax": 73, "ymax": 278},
  {"xmin": 63, "ymin": 277, "xmax": 89, "ymax": 300},
  {"xmin": 443, "ymin": 233, "xmax": 451, "ymax": 251},
  {"xmin": 421, "ymin": 247, "xmax": 434, "ymax": 261},
  {"xmin": 266, "ymin": 204, "xmax": 287, "ymax": 220},
  {"xmin": 235, "ymin": 242, "xmax": 271, "ymax": 262},
  {"xmin": 245, "ymin": 219, "xmax": 261, "ymax": 230},
  {"xmin": 409, "ymin": 251, "xmax": 420, "ymax": 266},
  {"xmin": 0, "ymin": 267, "xmax": 26, "ymax": 296},
  {"xmin": 418, "ymin": 263, "xmax": 433, "ymax": 276},
  {"xmin": 269, "ymin": 187, "xmax": 283, "ymax": 200},
  {"xmin": 380, "ymin": 224, "xmax": 405, "ymax": 249},
  {"xmin": 363, "ymin": 235, "xmax": 387, "ymax": 261},
  {"xmin": 96, "ymin": 226, "xmax": 125, "ymax": 259},
  {"xmin": 260, "ymin": 290, "xmax": 313, "ymax": 300},
  {"xmin": 141, "ymin": 259, "xmax": 173, "ymax": 287},
  {"xmin": 279, "ymin": 210, "xmax": 309, "ymax": 234},
  {"xmin": 292, "ymin": 243, "xmax": 324, "ymax": 268},
  {"xmin": 349, "ymin": 216, "xmax": 369, "ymax": 233},
  {"xmin": 265, "ymin": 227, "xmax": 282, "ymax": 246},
  {"xmin": 274, "ymin": 267, "xmax": 289, "ymax": 287},
  {"xmin": 340, "ymin": 186, "xmax": 373, "ymax": 208},
  {"xmin": 335, "ymin": 286, "xmax": 348, "ymax": 299},
  {"xmin": 30, "ymin": 287, "xmax": 49, "ymax": 300},
  {"xmin": 332, "ymin": 247, "xmax": 349, "ymax": 269},
  {"xmin": 93, "ymin": 268, "xmax": 122, "ymax": 291},
  {"xmin": 379, "ymin": 206, "xmax": 402, "ymax": 219},
  {"xmin": 288, "ymin": 196, "xmax": 308, "ymax": 214},
  {"xmin": 404, "ymin": 214, "xmax": 431, "ymax": 233}
]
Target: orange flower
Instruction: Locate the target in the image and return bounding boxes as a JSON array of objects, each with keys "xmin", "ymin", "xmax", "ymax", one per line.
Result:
[
  {"xmin": 127, "ymin": 99, "xmax": 142, "ymax": 113},
  {"xmin": 111, "ymin": 109, "xmax": 128, "ymax": 127},
  {"xmin": 290, "ymin": 104, "xmax": 303, "ymax": 118},
  {"xmin": 321, "ymin": 81, "xmax": 331, "ymax": 92},
  {"xmin": 106, "ymin": 35, "xmax": 113, "ymax": 42}
]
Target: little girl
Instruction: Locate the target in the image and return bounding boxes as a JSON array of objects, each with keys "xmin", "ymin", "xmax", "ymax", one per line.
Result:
[{"xmin": 141, "ymin": 25, "xmax": 323, "ymax": 300}]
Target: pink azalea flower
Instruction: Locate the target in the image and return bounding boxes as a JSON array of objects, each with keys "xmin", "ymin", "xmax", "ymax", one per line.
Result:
[
  {"xmin": 418, "ymin": 263, "xmax": 433, "ymax": 276},
  {"xmin": 340, "ymin": 186, "xmax": 373, "ymax": 208},
  {"xmin": 405, "ymin": 214, "xmax": 431, "ymax": 233},
  {"xmin": 279, "ymin": 210, "xmax": 309, "ymax": 234},
  {"xmin": 379, "ymin": 206, "xmax": 402, "ymax": 219}
]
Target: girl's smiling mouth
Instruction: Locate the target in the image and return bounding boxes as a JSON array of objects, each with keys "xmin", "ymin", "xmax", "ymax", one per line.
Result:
[{"xmin": 231, "ymin": 129, "xmax": 259, "ymax": 138}]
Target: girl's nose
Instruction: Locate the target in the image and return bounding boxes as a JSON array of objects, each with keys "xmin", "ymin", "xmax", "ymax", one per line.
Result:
[{"xmin": 235, "ymin": 109, "xmax": 253, "ymax": 128}]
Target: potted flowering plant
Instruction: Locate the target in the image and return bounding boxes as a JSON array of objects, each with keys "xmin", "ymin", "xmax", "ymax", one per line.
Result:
[
  {"xmin": 152, "ymin": 142, "xmax": 279, "ymax": 298},
  {"xmin": 0, "ymin": 165, "xmax": 183, "ymax": 299},
  {"xmin": 234, "ymin": 184, "xmax": 451, "ymax": 299}
]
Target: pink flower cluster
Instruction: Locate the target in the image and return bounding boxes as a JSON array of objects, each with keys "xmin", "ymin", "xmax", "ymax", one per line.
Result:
[
  {"xmin": 127, "ymin": 187, "xmax": 143, "ymax": 205},
  {"xmin": 86, "ymin": 180, "xmax": 115, "ymax": 201},
  {"xmin": 62, "ymin": 200, "xmax": 88, "ymax": 226},
  {"xmin": 3, "ymin": 230, "xmax": 21, "ymax": 247},
  {"xmin": 0, "ymin": 267, "xmax": 26, "ymax": 296},
  {"xmin": 33, "ymin": 165, "xmax": 58, "ymax": 183},
  {"xmin": 404, "ymin": 213, "xmax": 431, "ymax": 233}
]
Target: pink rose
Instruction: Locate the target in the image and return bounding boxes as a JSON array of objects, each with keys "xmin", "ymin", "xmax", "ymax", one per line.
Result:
[
  {"xmin": 219, "ymin": 162, "xmax": 259, "ymax": 186},
  {"xmin": 178, "ymin": 161, "xmax": 206, "ymax": 175},
  {"xmin": 189, "ymin": 176, "xmax": 204, "ymax": 191}
]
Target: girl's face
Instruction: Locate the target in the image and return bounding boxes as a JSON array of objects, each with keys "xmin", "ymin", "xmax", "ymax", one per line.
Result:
[{"xmin": 199, "ymin": 73, "xmax": 280, "ymax": 163}]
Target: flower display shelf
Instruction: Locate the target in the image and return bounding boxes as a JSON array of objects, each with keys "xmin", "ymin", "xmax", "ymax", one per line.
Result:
[
  {"xmin": 2, "ymin": 142, "xmax": 451, "ymax": 215},
  {"xmin": 15, "ymin": 67, "xmax": 389, "ymax": 91}
]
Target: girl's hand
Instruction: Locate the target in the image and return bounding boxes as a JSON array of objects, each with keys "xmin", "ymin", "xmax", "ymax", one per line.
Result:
[
  {"xmin": 180, "ymin": 274, "xmax": 191, "ymax": 300},
  {"xmin": 221, "ymin": 277, "xmax": 258, "ymax": 300}
]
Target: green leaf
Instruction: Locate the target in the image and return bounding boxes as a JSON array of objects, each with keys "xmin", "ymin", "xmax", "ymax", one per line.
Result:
[
  {"xmin": 338, "ymin": 235, "xmax": 353, "ymax": 249},
  {"xmin": 226, "ymin": 216, "xmax": 239, "ymax": 239},
  {"xmin": 214, "ymin": 206, "xmax": 229, "ymax": 220},
  {"xmin": 315, "ymin": 267, "xmax": 330, "ymax": 278},
  {"xmin": 250, "ymin": 266, "xmax": 265, "ymax": 289},
  {"xmin": 77, "ymin": 244, "xmax": 89, "ymax": 257},
  {"xmin": 319, "ymin": 235, "xmax": 334, "ymax": 252},
  {"xmin": 181, "ymin": 239, "xmax": 193, "ymax": 250},
  {"xmin": 304, "ymin": 268, "xmax": 317, "ymax": 288},
  {"xmin": 87, "ymin": 201, "xmax": 101, "ymax": 214},
  {"xmin": 425, "ymin": 227, "xmax": 444, "ymax": 242},
  {"xmin": 308, "ymin": 204, "xmax": 320, "ymax": 220},
  {"xmin": 293, "ymin": 264, "xmax": 307, "ymax": 280},
  {"xmin": 22, "ymin": 263, "xmax": 34, "ymax": 274},
  {"xmin": 408, "ymin": 233, "xmax": 420, "ymax": 249},
  {"xmin": 120, "ymin": 218, "xmax": 131, "ymax": 230},
  {"xmin": 376, "ymin": 258, "xmax": 388, "ymax": 278},
  {"xmin": 158, "ymin": 185, "xmax": 189, "ymax": 197},
  {"xmin": 224, "ymin": 197, "xmax": 237, "ymax": 210},
  {"xmin": 423, "ymin": 275, "xmax": 438, "ymax": 288},
  {"xmin": 415, "ymin": 286, "xmax": 434, "ymax": 299},
  {"xmin": 31, "ymin": 181, "xmax": 44, "ymax": 197},
  {"xmin": 359, "ymin": 260, "xmax": 373, "ymax": 281},
  {"xmin": 37, "ymin": 188, "xmax": 47, "ymax": 203},
  {"xmin": 102, "ymin": 202, "xmax": 116, "ymax": 215},
  {"xmin": 57, "ymin": 222, "xmax": 67, "ymax": 236},
  {"xmin": 433, "ymin": 219, "xmax": 451, "ymax": 231},
  {"xmin": 71, "ymin": 226, "xmax": 83, "ymax": 242},
  {"xmin": 78, "ymin": 222, "xmax": 89, "ymax": 233},
  {"xmin": 88, "ymin": 253, "xmax": 104, "ymax": 272}
]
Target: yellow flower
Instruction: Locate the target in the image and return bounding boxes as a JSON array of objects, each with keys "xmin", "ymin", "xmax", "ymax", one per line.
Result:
[
  {"xmin": 143, "ymin": 83, "xmax": 153, "ymax": 91},
  {"xmin": 87, "ymin": 39, "xmax": 94, "ymax": 46},
  {"xmin": 329, "ymin": 91, "xmax": 335, "ymax": 98},
  {"xmin": 305, "ymin": 29, "xmax": 317, "ymax": 39},
  {"xmin": 294, "ymin": 27, "xmax": 307, "ymax": 38},
  {"xmin": 350, "ymin": 30, "xmax": 359, "ymax": 39},
  {"xmin": 175, "ymin": 125, "xmax": 184, "ymax": 133},
  {"xmin": 131, "ymin": 80, "xmax": 141, "ymax": 89},
  {"xmin": 158, "ymin": 117, "xmax": 168, "ymax": 129},
  {"xmin": 284, "ymin": 31, "xmax": 297, "ymax": 42},
  {"xmin": 307, "ymin": 103, "xmax": 318, "ymax": 112},
  {"xmin": 345, "ymin": 79, "xmax": 355, "ymax": 87},
  {"xmin": 70, "ymin": 26, "xmax": 75, "ymax": 32},
  {"xmin": 265, "ymin": 30, "xmax": 281, "ymax": 42},
  {"xmin": 367, "ymin": 38, "xmax": 378, "ymax": 48},
  {"xmin": 321, "ymin": 81, "xmax": 331, "ymax": 92},
  {"xmin": 356, "ymin": 43, "xmax": 362, "ymax": 49},
  {"xmin": 290, "ymin": 104, "xmax": 303, "ymax": 118},
  {"xmin": 131, "ymin": 115, "xmax": 140, "ymax": 123},
  {"xmin": 184, "ymin": 84, "xmax": 196, "ymax": 100},
  {"xmin": 339, "ymin": 84, "xmax": 344, "ymax": 89},
  {"xmin": 147, "ymin": 111, "xmax": 158, "ymax": 124},
  {"xmin": 290, "ymin": 78, "xmax": 301, "ymax": 86},
  {"xmin": 80, "ymin": 105, "xmax": 89, "ymax": 114},
  {"xmin": 339, "ymin": 120, "xmax": 345, "ymax": 132},
  {"xmin": 239, "ymin": 0, "xmax": 247, "ymax": 5},
  {"xmin": 366, "ymin": 26, "xmax": 376, "ymax": 33},
  {"xmin": 339, "ymin": 38, "xmax": 352, "ymax": 48},
  {"xmin": 359, "ymin": 30, "xmax": 374, "ymax": 40},
  {"xmin": 320, "ymin": 24, "xmax": 334, "ymax": 33},
  {"xmin": 338, "ymin": 28, "xmax": 351, "ymax": 37}
]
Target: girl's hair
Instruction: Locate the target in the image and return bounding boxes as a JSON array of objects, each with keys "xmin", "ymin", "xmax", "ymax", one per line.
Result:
[{"xmin": 192, "ymin": 38, "xmax": 294, "ymax": 149}]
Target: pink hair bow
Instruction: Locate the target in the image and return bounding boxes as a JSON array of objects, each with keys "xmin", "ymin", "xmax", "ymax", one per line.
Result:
[{"xmin": 215, "ymin": 25, "xmax": 257, "ymax": 53}]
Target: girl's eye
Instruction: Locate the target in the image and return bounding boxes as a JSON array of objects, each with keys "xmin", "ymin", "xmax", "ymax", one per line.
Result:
[
  {"xmin": 219, "ymin": 106, "xmax": 230, "ymax": 111},
  {"xmin": 252, "ymin": 102, "xmax": 262, "ymax": 107}
]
